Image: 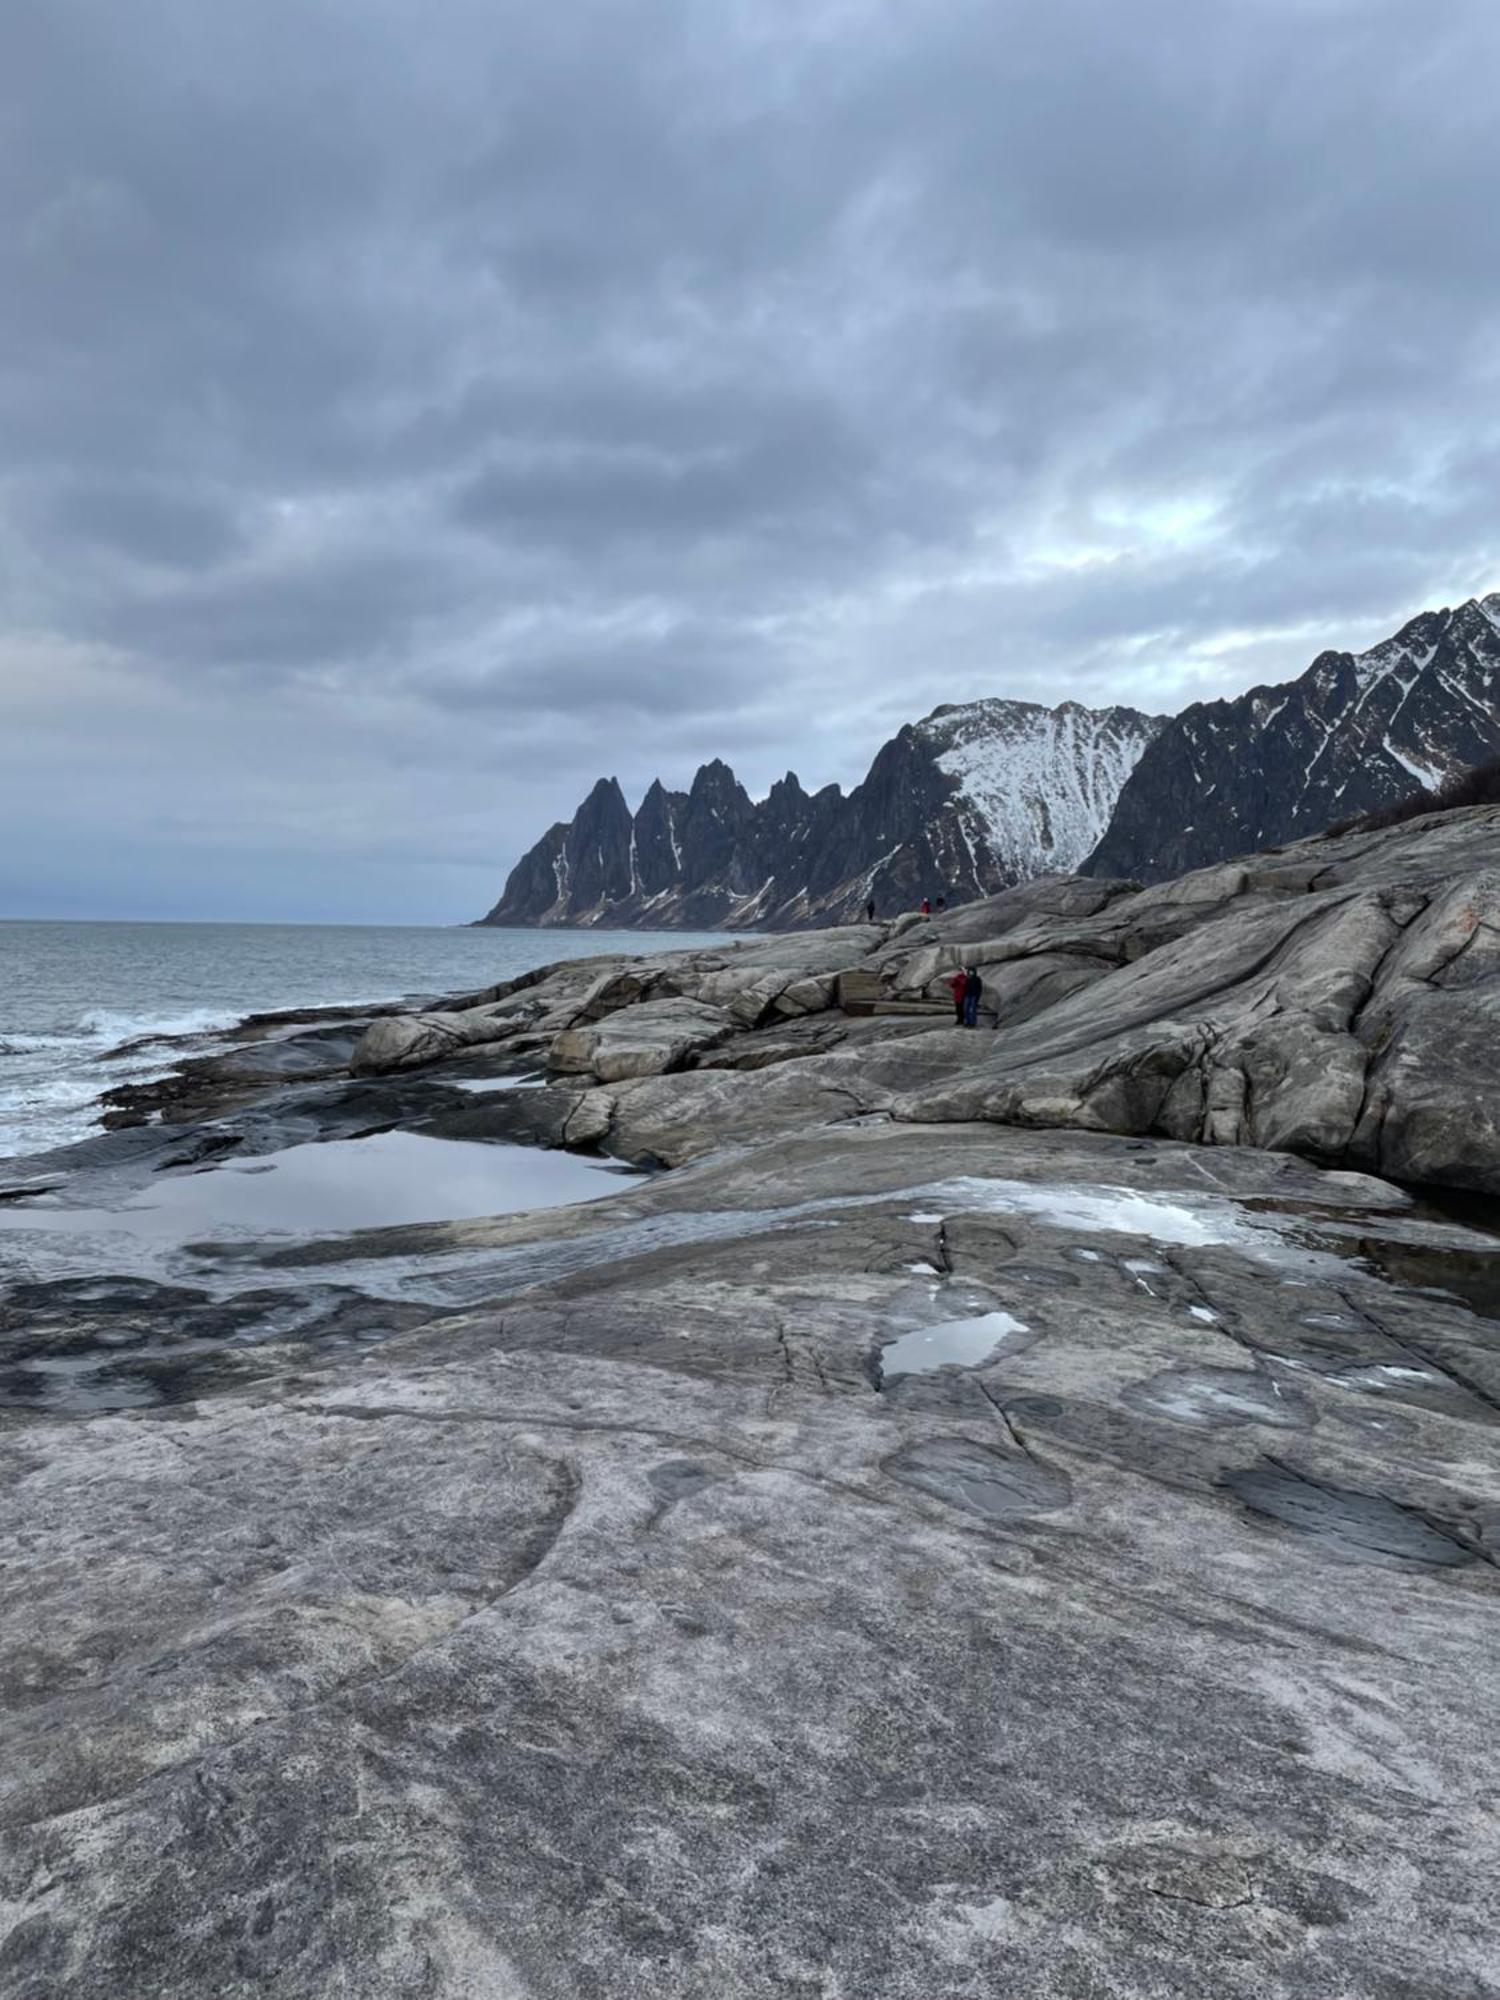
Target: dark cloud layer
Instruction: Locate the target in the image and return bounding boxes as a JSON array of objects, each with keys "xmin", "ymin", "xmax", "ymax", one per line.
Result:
[{"xmin": 2, "ymin": 0, "xmax": 1498, "ymax": 919}]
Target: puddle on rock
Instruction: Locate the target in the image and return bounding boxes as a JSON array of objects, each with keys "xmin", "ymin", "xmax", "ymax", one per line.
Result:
[
  {"xmin": 0, "ymin": 1130, "xmax": 631, "ymax": 1246},
  {"xmin": 1405, "ymin": 1184, "xmax": 1500, "ymax": 1241},
  {"xmin": 1330, "ymin": 1234, "xmax": 1500, "ymax": 1325},
  {"xmin": 880, "ymin": 1311, "xmax": 1029, "ymax": 1382},
  {"xmin": 1222, "ymin": 1461, "xmax": 1477, "ymax": 1567}
]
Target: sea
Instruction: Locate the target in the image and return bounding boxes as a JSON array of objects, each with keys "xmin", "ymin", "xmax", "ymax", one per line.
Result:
[{"xmin": 0, "ymin": 919, "xmax": 729, "ymax": 1161}]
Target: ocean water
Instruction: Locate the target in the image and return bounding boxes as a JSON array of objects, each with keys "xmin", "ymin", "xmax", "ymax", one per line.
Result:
[{"xmin": 0, "ymin": 920, "xmax": 729, "ymax": 1160}]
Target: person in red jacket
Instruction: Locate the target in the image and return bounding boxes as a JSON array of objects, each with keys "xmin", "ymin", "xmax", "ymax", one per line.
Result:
[
  {"xmin": 920, "ymin": 896, "xmax": 931, "ymax": 916},
  {"xmin": 947, "ymin": 967, "xmax": 967, "ymax": 1024}
]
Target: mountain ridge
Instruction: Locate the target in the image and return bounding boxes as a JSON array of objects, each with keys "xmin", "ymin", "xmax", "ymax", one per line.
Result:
[
  {"xmin": 1084, "ymin": 593, "xmax": 1500, "ymax": 880},
  {"xmin": 480, "ymin": 590, "xmax": 1500, "ymax": 930},
  {"xmin": 479, "ymin": 698, "xmax": 1163, "ymax": 930}
]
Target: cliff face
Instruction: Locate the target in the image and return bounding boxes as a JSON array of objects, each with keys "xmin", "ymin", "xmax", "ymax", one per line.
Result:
[
  {"xmin": 1085, "ymin": 594, "xmax": 1500, "ymax": 881},
  {"xmin": 479, "ymin": 700, "xmax": 1163, "ymax": 930}
]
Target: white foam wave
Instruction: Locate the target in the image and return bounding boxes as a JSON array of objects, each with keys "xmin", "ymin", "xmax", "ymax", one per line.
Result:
[
  {"xmin": 74, "ymin": 1006, "xmax": 249, "ymax": 1051},
  {"xmin": 0, "ymin": 991, "xmax": 423, "ymax": 1161},
  {"xmin": 0, "ymin": 1008, "xmax": 263, "ymax": 1161},
  {"xmin": 0, "ymin": 1030, "xmax": 108, "ymax": 1055}
]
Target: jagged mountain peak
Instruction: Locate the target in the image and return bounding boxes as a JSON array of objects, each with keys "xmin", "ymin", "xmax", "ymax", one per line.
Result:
[{"xmin": 690, "ymin": 756, "xmax": 742, "ymax": 790}]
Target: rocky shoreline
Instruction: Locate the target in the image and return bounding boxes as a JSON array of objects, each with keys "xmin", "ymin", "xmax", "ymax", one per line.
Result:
[{"xmin": 2, "ymin": 806, "xmax": 1499, "ymax": 1996}]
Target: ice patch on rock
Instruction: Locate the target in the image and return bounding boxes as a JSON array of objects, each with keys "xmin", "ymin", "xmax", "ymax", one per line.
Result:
[{"xmin": 916, "ymin": 1178, "xmax": 1282, "ymax": 1251}]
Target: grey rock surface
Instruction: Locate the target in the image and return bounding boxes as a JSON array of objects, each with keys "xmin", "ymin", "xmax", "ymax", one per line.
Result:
[
  {"xmin": 5, "ymin": 808, "xmax": 1500, "ymax": 1996},
  {"xmin": 3, "ymin": 1120, "xmax": 1500, "ymax": 1997},
  {"xmin": 348, "ymin": 1005, "xmax": 528, "ymax": 1074},
  {"xmin": 894, "ymin": 807, "xmax": 1500, "ymax": 1194},
  {"xmin": 352, "ymin": 804, "xmax": 1500, "ymax": 1190},
  {"xmin": 549, "ymin": 996, "xmax": 735, "ymax": 1082}
]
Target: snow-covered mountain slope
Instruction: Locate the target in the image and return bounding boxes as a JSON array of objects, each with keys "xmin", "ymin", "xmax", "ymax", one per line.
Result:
[
  {"xmin": 917, "ymin": 699, "xmax": 1164, "ymax": 880},
  {"xmin": 479, "ymin": 699, "xmax": 1163, "ymax": 930},
  {"xmin": 1086, "ymin": 594, "xmax": 1500, "ymax": 882}
]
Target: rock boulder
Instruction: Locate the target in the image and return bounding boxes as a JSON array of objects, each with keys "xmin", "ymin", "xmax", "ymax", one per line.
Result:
[{"xmin": 548, "ymin": 998, "xmax": 736, "ymax": 1082}]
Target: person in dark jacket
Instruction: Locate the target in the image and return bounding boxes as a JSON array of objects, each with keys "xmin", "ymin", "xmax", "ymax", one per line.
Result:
[
  {"xmin": 962, "ymin": 966, "xmax": 983, "ymax": 1028},
  {"xmin": 865, "ymin": 897, "xmax": 876, "ymax": 924},
  {"xmin": 947, "ymin": 967, "xmax": 967, "ymax": 1024}
]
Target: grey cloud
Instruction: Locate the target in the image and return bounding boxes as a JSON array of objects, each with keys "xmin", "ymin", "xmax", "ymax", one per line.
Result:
[
  {"xmin": 452, "ymin": 406, "xmax": 881, "ymax": 555},
  {"xmin": 40, "ymin": 479, "xmax": 247, "ymax": 569},
  {"xmin": 103, "ymin": 544, "xmax": 465, "ymax": 675},
  {"xmin": 1, "ymin": 0, "xmax": 1498, "ymax": 918},
  {"xmin": 427, "ymin": 624, "xmax": 774, "ymax": 724}
]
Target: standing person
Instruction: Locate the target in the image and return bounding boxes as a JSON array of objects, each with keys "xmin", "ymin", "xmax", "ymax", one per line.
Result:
[
  {"xmin": 935, "ymin": 894, "xmax": 947, "ymax": 913},
  {"xmin": 962, "ymin": 966, "xmax": 983, "ymax": 1028},
  {"xmin": 921, "ymin": 896, "xmax": 931, "ymax": 916},
  {"xmin": 865, "ymin": 896, "xmax": 876, "ymax": 924},
  {"xmin": 947, "ymin": 967, "xmax": 967, "ymax": 1025}
]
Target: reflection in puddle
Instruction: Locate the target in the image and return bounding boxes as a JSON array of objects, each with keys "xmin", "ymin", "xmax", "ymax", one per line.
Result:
[
  {"xmin": 0, "ymin": 1130, "xmax": 631, "ymax": 1243},
  {"xmin": 1334, "ymin": 1233, "xmax": 1500, "ymax": 1324},
  {"xmin": 880, "ymin": 1310, "xmax": 1028, "ymax": 1381}
]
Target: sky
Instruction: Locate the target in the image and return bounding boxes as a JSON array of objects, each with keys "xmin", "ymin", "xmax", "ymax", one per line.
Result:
[{"xmin": 3, "ymin": 0, "xmax": 1498, "ymax": 924}]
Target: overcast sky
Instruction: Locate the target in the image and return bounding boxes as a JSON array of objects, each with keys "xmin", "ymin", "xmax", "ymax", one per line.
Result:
[{"xmin": 3, "ymin": 0, "xmax": 1498, "ymax": 922}]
